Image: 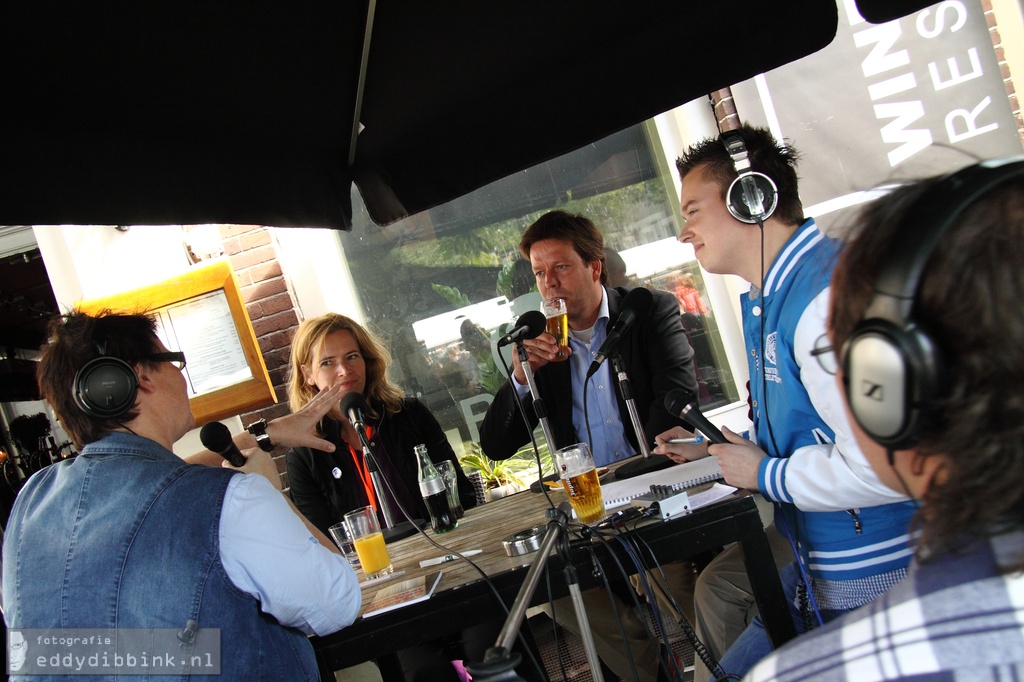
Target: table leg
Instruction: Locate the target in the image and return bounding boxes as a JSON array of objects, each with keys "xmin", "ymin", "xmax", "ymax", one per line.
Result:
[{"xmin": 736, "ymin": 511, "xmax": 797, "ymax": 648}]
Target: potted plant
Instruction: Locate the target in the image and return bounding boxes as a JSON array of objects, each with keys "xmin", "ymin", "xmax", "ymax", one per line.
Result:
[{"xmin": 459, "ymin": 442, "xmax": 539, "ymax": 502}]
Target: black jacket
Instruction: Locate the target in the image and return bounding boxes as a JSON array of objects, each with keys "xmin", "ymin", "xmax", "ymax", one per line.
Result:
[
  {"xmin": 286, "ymin": 397, "xmax": 477, "ymax": 536},
  {"xmin": 480, "ymin": 286, "xmax": 698, "ymax": 460}
]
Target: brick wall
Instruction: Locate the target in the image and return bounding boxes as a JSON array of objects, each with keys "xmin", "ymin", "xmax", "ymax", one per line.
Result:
[
  {"xmin": 218, "ymin": 224, "xmax": 302, "ymax": 487},
  {"xmin": 984, "ymin": 0, "xmax": 1024, "ymax": 147},
  {"xmin": 710, "ymin": 88, "xmax": 740, "ymax": 132}
]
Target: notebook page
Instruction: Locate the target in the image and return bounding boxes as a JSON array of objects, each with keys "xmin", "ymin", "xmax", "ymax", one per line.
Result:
[{"xmin": 601, "ymin": 456, "xmax": 723, "ymax": 509}]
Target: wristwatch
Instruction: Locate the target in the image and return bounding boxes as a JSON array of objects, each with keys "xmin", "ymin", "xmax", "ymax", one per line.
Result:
[{"xmin": 246, "ymin": 418, "xmax": 275, "ymax": 452}]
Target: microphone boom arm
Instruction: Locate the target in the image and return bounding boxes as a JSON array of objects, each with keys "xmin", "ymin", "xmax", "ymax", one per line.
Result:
[
  {"xmin": 612, "ymin": 355, "xmax": 653, "ymax": 459},
  {"xmin": 356, "ymin": 423, "xmax": 400, "ymax": 528},
  {"xmin": 516, "ymin": 342, "xmax": 559, "ymax": 456}
]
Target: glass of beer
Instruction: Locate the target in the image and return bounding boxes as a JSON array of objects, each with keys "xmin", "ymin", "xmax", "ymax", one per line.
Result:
[
  {"xmin": 542, "ymin": 297, "xmax": 570, "ymax": 361},
  {"xmin": 554, "ymin": 443, "xmax": 605, "ymax": 524},
  {"xmin": 343, "ymin": 505, "xmax": 393, "ymax": 579}
]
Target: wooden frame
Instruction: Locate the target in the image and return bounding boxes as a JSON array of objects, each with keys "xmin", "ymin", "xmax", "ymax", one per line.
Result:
[{"xmin": 78, "ymin": 260, "xmax": 276, "ymax": 425}]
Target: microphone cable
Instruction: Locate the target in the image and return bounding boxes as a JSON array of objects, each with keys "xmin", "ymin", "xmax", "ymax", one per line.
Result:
[
  {"xmin": 590, "ymin": 522, "xmax": 686, "ymax": 682},
  {"xmin": 755, "ymin": 215, "xmax": 783, "ymax": 460},
  {"xmin": 754, "ymin": 214, "xmax": 824, "ymax": 632},
  {"xmin": 355, "ymin": 415, "xmax": 549, "ymax": 681},
  {"xmin": 627, "ymin": 531, "xmax": 729, "ymax": 681}
]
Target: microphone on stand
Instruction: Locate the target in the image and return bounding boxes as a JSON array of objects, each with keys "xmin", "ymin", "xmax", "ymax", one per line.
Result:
[
  {"xmin": 665, "ymin": 389, "xmax": 727, "ymax": 444},
  {"xmin": 497, "ymin": 311, "xmax": 547, "ymax": 348},
  {"xmin": 587, "ymin": 287, "xmax": 654, "ymax": 378},
  {"xmin": 200, "ymin": 421, "xmax": 247, "ymax": 467},
  {"xmin": 339, "ymin": 391, "xmax": 421, "ymax": 542},
  {"xmin": 339, "ymin": 391, "xmax": 368, "ymax": 432},
  {"xmin": 506, "ymin": 310, "xmax": 560, "ymax": 469},
  {"xmin": 600, "ymin": 288, "xmax": 673, "ymax": 480}
]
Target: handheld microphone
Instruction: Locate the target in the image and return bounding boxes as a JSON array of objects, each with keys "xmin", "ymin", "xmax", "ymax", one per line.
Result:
[
  {"xmin": 587, "ymin": 287, "xmax": 654, "ymax": 377},
  {"xmin": 665, "ymin": 389, "xmax": 727, "ymax": 444},
  {"xmin": 496, "ymin": 310, "xmax": 547, "ymax": 348},
  {"xmin": 339, "ymin": 391, "xmax": 368, "ymax": 429},
  {"xmin": 199, "ymin": 421, "xmax": 247, "ymax": 467}
]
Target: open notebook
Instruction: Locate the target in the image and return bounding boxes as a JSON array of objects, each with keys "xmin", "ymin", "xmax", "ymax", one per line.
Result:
[{"xmin": 601, "ymin": 456, "xmax": 724, "ymax": 510}]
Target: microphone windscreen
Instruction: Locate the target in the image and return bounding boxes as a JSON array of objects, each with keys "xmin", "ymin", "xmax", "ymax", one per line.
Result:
[
  {"xmin": 517, "ymin": 310, "xmax": 547, "ymax": 339},
  {"xmin": 199, "ymin": 420, "xmax": 233, "ymax": 452},
  {"xmin": 338, "ymin": 391, "xmax": 369, "ymax": 417},
  {"xmin": 665, "ymin": 388, "xmax": 696, "ymax": 417},
  {"xmin": 621, "ymin": 286, "xmax": 654, "ymax": 318}
]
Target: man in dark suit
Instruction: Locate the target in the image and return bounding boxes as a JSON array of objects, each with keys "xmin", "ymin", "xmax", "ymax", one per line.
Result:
[
  {"xmin": 479, "ymin": 210, "xmax": 698, "ymax": 682},
  {"xmin": 480, "ymin": 210, "xmax": 697, "ymax": 467}
]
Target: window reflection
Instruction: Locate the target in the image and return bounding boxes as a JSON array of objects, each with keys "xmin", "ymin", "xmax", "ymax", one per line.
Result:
[{"xmin": 339, "ymin": 124, "xmax": 739, "ymax": 447}]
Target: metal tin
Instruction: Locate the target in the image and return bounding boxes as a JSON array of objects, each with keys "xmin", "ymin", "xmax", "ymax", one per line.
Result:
[{"xmin": 501, "ymin": 526, "xmax": 545, "ymax": 557}]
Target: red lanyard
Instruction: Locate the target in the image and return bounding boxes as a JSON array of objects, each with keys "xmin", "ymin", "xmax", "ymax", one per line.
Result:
[{"xmin": 347, "ymin": 425, "xmax": 377, "ymax": 511}]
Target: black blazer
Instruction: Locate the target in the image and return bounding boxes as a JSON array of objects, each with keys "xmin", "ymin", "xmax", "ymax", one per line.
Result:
[
  {"xmin": 480, "ymin": 286, "xmax": 698, "ymax": 460},
  {"xmin": 286, "ymin": 397, "xmax": 477, "ymax": 536}
]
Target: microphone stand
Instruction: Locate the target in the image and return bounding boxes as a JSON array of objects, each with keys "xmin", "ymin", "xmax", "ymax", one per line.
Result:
[
  {"xmin": 356, "ymin": 423, "xmax": 420, "ymax": 543},
  {"xmin": 466, "ymin": 505, "xmax": 604, "ymax": 682},
  {"xmin": 516, "ymin": 341, "xmax": 558, "ymax": 455},
  {"xmin": 610, "ymin": 355, "xmax": 674, "ymax": 480}
]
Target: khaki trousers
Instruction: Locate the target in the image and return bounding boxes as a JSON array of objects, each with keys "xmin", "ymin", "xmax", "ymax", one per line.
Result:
[{"xmin": 691, "ymin": 497, "xmax": 792, "ymax": 682}]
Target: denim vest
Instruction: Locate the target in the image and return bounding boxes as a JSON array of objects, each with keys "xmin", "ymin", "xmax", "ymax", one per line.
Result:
[{"xmin": 3, "ymin": 432, "xmax": 319, "ymax": 681}]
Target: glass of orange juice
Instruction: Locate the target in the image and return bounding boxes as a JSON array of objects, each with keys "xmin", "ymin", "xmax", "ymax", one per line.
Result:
[{"xmin": 343, "ymin": 506, "xmax": 393, "ymax": 579}]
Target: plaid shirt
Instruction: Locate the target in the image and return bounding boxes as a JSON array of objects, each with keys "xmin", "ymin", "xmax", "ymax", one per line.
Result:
[{"xmin": 746, "ymin": 532, "xmax": 1024, "ymax": 681}]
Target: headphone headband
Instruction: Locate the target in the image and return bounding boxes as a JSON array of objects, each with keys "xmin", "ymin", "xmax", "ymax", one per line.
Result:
[{"xmin": 867, "ymin": 157, "xmax": 1024, "ymax": 326}]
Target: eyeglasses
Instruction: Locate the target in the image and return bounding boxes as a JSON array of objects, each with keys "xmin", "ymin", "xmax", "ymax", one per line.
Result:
[
  {"xmin": 147, "ymin": 351, "xmax": 187, "ymax": 371},
  {"xmin": 810, "ymin": 334, "xmax": 838, "ymax": 375}
]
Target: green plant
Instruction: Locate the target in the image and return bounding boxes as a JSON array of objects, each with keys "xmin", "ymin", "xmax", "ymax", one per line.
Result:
[
  {"xmin": 431, "ymin": 283, "xmax": 472, "ymax": 308},
  {"xmin": 459, "ymin": 442, "xmax": 535, "ymax": 490}
]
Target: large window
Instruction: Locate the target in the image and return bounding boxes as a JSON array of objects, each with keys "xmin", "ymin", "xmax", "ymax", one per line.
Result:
[{"xmin": 337, "ymin": 123, "xmax": 739, "ymax": 450}]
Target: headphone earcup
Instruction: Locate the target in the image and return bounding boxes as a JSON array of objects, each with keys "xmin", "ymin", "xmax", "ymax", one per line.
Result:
[
  {"xmin": 842, "ymin": 319, "xmax": 940, "ymax": 449},
  {"xmin": 74, "ymin": 356, "xmax": 139, "ymax": 419},
  {"xmin": 726, "ymin": 172, "xmax": 779, "ymax": 224}
]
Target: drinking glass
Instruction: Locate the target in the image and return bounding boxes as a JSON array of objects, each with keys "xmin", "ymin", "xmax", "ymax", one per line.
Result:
[
  {"xmin": 435, "ymin": 460, "xmax": 464, "ymax": 519},
  {"xmin": 542, "ymin": 298, "xmax": 569, "ymax": 361},
  {"xmin": 328, "ymin": 521, "xmax": 361, "ymax": 568},
  {"xmin": 553, "ymin": 442, "xmax": 605, "ymax": 524},
  {"xmin": 343, "ymin": 506, "xmax": 394, "ymax": 579}
]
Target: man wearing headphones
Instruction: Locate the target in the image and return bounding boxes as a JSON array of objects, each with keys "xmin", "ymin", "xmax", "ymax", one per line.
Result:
[
  {"xmin": 655, "ymin": 125, "xmax": 916, "ymax": 680},
  {"xmin": 746, "ymin": 159, "xmax": 1024, "ymax": 680},
  {"xmin": 3, "ymin": 310, "xmax": 361, "ymax": 680}
]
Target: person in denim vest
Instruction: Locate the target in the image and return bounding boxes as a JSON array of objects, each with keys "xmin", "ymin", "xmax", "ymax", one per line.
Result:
[{"xmin": 3, "ymin": 310, "xmax": 360, "ymax": 681}]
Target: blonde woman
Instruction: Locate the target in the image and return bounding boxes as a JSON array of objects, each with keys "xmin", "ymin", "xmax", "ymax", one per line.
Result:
[
  {"xmin": 285, "ymin": 313, "xmax": 476, "ymax": 537},
  {"xmin": 284, "ymin": 313, "xmax": 531, "ymax": 682}
]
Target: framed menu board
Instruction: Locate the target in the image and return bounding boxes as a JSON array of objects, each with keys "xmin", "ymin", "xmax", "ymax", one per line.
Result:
[{"xmin": 78, "ymin": 260, "xmax": 277, "ymax": 425}]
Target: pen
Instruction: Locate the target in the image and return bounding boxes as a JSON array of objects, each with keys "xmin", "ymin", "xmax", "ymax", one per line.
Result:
[
  {"xmin": 654, "ymin": 435, "xmax": 705, "ymax": 447},
  {"xmin": 419, "ymin": 549, "xmax": 483, "ymax": 568}
]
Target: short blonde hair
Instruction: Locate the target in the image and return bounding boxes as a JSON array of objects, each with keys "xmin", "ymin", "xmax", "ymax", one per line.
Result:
[{"xmin": 287, "ymin": 313, "xmax": 404, "ymax": 423}]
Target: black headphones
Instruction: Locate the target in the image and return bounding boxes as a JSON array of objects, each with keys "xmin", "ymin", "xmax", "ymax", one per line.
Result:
[
  {"xmin": 722, "ymin": 131, "xmax": 778, "ymax": 224},
  {"xmin": 73, "ymin": 342, "xmax": 139, "ymax": 419},
  {"xmin": 842, "ymin": 157, "xmax": 1024, "ymax": 449}
]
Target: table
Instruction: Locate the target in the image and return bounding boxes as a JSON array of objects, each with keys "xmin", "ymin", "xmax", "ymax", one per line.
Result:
[{"xmin": 311, "ymin": 485, "xmax": 795, "ymax": 678}]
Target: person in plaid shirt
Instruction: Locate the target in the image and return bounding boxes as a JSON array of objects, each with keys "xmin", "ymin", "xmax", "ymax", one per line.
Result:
[{"xmin": 747, "ymin": 159, "xmax": 1024, "ymax": 681}]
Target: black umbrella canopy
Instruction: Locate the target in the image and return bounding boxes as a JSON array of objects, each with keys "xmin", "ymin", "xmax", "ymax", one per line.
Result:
[{"xmin": 0, "ymin": 1, "xmax": 931, "ymax": 230}]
